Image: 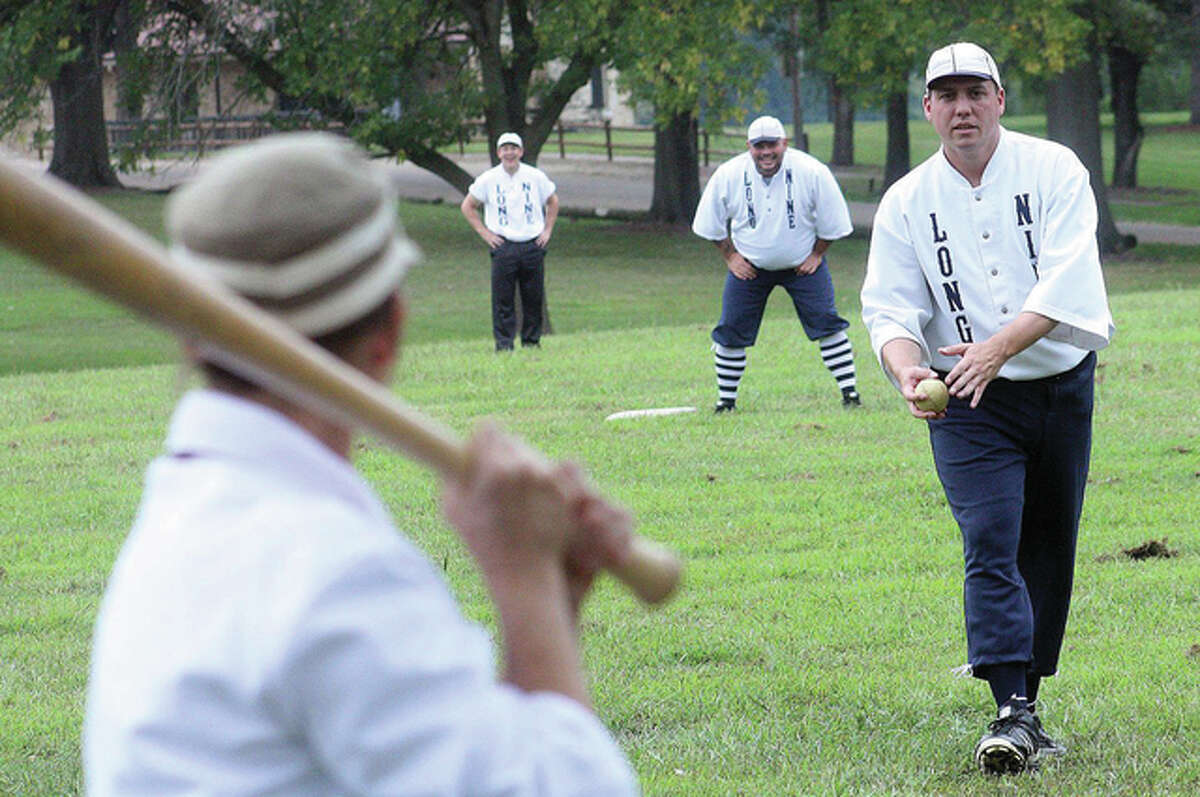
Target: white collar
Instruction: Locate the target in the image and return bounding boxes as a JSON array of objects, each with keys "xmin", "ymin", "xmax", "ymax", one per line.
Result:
[
  {"xmin": 938, "ymin": 125, "xmax": 1009, "ymax": 188},
  {"xmin": 164, "ymin": 389, "xmax": 387, "ymax": 520}
]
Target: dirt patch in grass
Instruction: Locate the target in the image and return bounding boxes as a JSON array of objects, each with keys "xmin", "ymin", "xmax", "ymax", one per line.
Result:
[
  {"xmin": 1094, "ymin": 537, "xmax": 1180, "ymax": 563},
  {"xmin": 1121, "ymin": 538, "xmax": 1179, "ymax": 560}
]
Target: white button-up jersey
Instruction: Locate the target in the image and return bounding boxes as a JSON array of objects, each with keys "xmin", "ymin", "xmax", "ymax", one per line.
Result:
[
  {"xmin": 862, "ymin": 127, "xmax": 1114, "ymax": 382},
  {"xmin": 692, "ymin": 148, "xmax": 853, "ymax": 269},
  {"xmin": 468, "ymin": 162, "xmax": 556, "ymax": 243},
  {"xmin": 85, "ymin": 390, "xmax": 636, "ymax": 796}
]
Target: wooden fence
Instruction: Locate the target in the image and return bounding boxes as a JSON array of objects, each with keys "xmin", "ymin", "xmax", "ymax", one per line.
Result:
[
  {"xmin": 462, "ymin": 120, "xmax": 742, "ymax": 166},
  {"xmin": 105, "ymin": 115, "xmax": 345, "ymax": 154},
  {"xmin": 98, "ymin": 116, "xmax": 739, "ymax": 164}
]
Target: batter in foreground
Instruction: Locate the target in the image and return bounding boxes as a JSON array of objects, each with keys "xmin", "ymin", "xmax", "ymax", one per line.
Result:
[{"xmin": 84, "ymin": 133, "xmax": 636, "ymax": 795}]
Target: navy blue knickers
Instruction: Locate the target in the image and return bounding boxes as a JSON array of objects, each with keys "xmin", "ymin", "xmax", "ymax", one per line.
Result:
[
  {"xmin": 711, "ymin": 259, "xmax": 849, "ymax": 348},
  {"xmin": 929, "ymin": 352, "xmax": 1096, "ymax": 679},
  {"xmin": 489, "ymin": 239, "xmax": 545, "ymax": 349}
]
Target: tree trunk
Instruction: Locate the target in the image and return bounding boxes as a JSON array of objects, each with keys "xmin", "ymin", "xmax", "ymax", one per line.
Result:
[
  {"xmin": 815, "ymin": 0, "xmax": 851, "ymax": 165},
  {"xmin": 882, "ymin": 90, "xmax": 909, "ymax": 190},
  {"xmin": 459, "ymin": 0, "xmax": 510, "ymax": 163},
  {"xmin": 521, "ymin": 53, "xmax": 596, "ymax": 165},
  {"xmin": 1046, "ymin": 45, "xmax": 1133, "ymax": 254},
  {"xmin": 649, "ymin": 112, "xmax": 701, "ymax": 225},
  {"xmin": 784, "ymin": 8, "xmax": 807, "ymax": 151},
  {"xmin": 112, "ymin": 0, "xmax": 143, "ymax": 121},
  {"xmin": 1191, "ymin": 0, "xmax": 1200, "ymax": 124},
  {"xmin": 829, "ymin": 79, "xmax": 854, "ymax": 166},
  {"xmin": 406, "ymin": 146, "xmax": 474, "ymax": 194},
  {"xmin": 49, "ymin": 8, "xmax": 121, "ymax": 189},
  {"xmin": 463, "ymin": 0, "xmax": 611, "ymax": 167},
  {"xmin": 1108, "ymin": 45, "xmax": 1143, "ymax": 189}
]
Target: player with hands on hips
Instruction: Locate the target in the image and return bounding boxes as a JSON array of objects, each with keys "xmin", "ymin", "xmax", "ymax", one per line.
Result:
[
  {"xmin": 460, "ymin": 132, "xmax": 559, "ymax": 351},
  {"xmin": 861, "ymin": 42, "xmax": 1114, "ymax": 776},
  {"xmin": 692, "ymin": 115, "xmax": 863, "ymax": 412}
]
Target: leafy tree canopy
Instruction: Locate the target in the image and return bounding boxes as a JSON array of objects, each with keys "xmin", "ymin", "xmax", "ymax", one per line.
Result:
[
  {"xmin": 0, "ymin": 0, "xmax": 98, "ymax": 135},
  {"xmin": 611, "ymin": 0, "xmax": 773, "ymax": 130},
  {"xmin": 820, "ymin": 0, "xmax": 1088, "ymax": 102},
  {"xmin": 151, "ymin": 1, "xmax": 638, "ymax": 189}
]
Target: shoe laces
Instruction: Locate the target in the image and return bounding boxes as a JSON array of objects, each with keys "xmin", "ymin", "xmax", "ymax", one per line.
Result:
[
  {"xmin": 986, "ymin": 708, "xmax": 1038, "ymax": 751},
  {"xmin": 1027, "ymin": 713, "xmax": 1062, "ymax": 749},
  {"xmin": 987, "ymin": 712, "xmax": 1025, "ymax": 734}
]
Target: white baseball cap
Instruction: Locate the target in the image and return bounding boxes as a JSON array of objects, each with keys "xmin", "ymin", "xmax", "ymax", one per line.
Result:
[
  {"xmin": 925, "ymin": 42, "xmax": 1002, "ymax": 90},
  {"xmin": 746, "ymin": 115, "xmax": 786, "ymax": 144},
  {"xmin": 496, "ymin": 132, "xmax": 523, "ymax": 148}
]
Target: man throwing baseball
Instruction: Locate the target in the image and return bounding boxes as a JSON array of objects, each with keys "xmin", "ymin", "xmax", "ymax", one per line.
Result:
[
  {"xmin": 84, "ymin": 133, "xmax": 637, "ymax": 794},
  {"xmin": 861, "ymin": 42, "xmax": 1114, "ymax": 775},
  {"xmin": 461, "ymin": 132, "xmax": 558, "ymax": 351},
  {"xmin": 692, "ymin": 115, "xmax": 862, "ymax": 412}
]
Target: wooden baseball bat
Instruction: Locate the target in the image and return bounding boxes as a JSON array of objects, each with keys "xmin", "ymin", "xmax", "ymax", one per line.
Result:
[{"xmin": 0, "ymin": 158, "xmax": 682, "ymax": 605}]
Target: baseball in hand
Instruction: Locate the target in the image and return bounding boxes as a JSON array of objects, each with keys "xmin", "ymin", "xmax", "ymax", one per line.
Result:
[{"xmin": 914, "ymin": 378, "xmax": 949, "ymax": 412}]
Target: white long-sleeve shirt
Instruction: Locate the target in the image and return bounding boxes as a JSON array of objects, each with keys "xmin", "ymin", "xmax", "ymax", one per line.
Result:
[
  {"xmin": 85, "ymin": 389, "xmax": 636, "ymax": 796},
  {"xmin": 692, "ymin": 148, "xmax": 853, "ymax": 269},
  {"xmin": 861, "ymin": 127, "xmax": 1114, "ymax": 383}
]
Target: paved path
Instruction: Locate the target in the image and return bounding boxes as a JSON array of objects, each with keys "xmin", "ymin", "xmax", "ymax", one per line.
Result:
[
  {"xmin": 6, "ymin": 148, "xmax": 1199, "ymax": 245},
  {"xmin": 392, "ymin": 153, "xmax": 1200, "ymax": 246},
  {"xmin": 378, "ymin": 152, "xmax": 1200, "ymax": 246}
]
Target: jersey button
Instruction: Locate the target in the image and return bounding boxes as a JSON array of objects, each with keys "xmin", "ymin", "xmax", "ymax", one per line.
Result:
[
  {"xmin": 1001, "ymin": 306, "xmax": 1009, "ymax": 314},
  {"xmin": 974, "ymin": 194, "xmax": 982, "ymax": 201},
  {"xmin": 990, "ymin": 268, "xmax": 999, "ymax": 276},
  {"xmin": 982, "ymin": 231, "xmax": 990, "ymax": 240}
]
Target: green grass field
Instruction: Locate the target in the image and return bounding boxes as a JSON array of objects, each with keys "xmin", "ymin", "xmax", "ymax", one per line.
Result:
[{"xmin": 1, "ymin": 188, "xmax": 1198, "ymax": 794}]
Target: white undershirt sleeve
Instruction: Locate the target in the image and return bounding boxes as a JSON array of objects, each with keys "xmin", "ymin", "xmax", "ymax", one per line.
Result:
[
  {"xmin": 1020, "ymin": 153, "xmax": 1114, "ymax": 351},
  {"xmin": 692, "ymin": 168, "xmax": 732, "ymax": 241},
  {"xmin": 538, "ymin": 170, "xmax": 557, "ymax": 202},
  {"xmin": 861, "ymin": 196, "xmax": 936, "ymax": 385},
  {"xmin": 812, "ymin": 165, "xmax": 854, "ymax": 242}
]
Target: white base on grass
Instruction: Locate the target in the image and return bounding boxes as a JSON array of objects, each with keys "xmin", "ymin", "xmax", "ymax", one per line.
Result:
[{"xmin": 605, "ymin": 406, "xmax": 697, "ymax": 421}]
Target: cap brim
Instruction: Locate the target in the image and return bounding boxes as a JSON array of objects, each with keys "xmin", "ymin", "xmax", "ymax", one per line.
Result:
[{"xmin": 927, "ymin": 71, "xmax": 998, "ymax": 88}]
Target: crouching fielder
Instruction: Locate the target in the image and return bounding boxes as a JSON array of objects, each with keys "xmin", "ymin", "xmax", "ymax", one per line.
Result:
[
  {"xmin": 692, "ymin": 115, "xmax": 862, "ymax": 412},
  {"xmin": 84, "ymin": 133, "xmax": 637, "ymax": 795},
  {"xmin": 860, "ymin": 42, "xmax": 1114, "ymax": 776}
]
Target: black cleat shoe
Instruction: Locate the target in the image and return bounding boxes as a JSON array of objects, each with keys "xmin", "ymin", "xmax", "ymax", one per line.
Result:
[
  {"xmin": 974, "ymin": 701, "xmax": 1039, "ymax": 775},
  {"xmin": 714, "ymin": 399, "xmax": 736, "ymax": 413},
  {"xmin": 1027, "ymin": 711, "xmax": 1067, "ymax": 759},
  {"xmin": 841, "ymin": 389, "xmax": 861, "ymax": 408}
]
